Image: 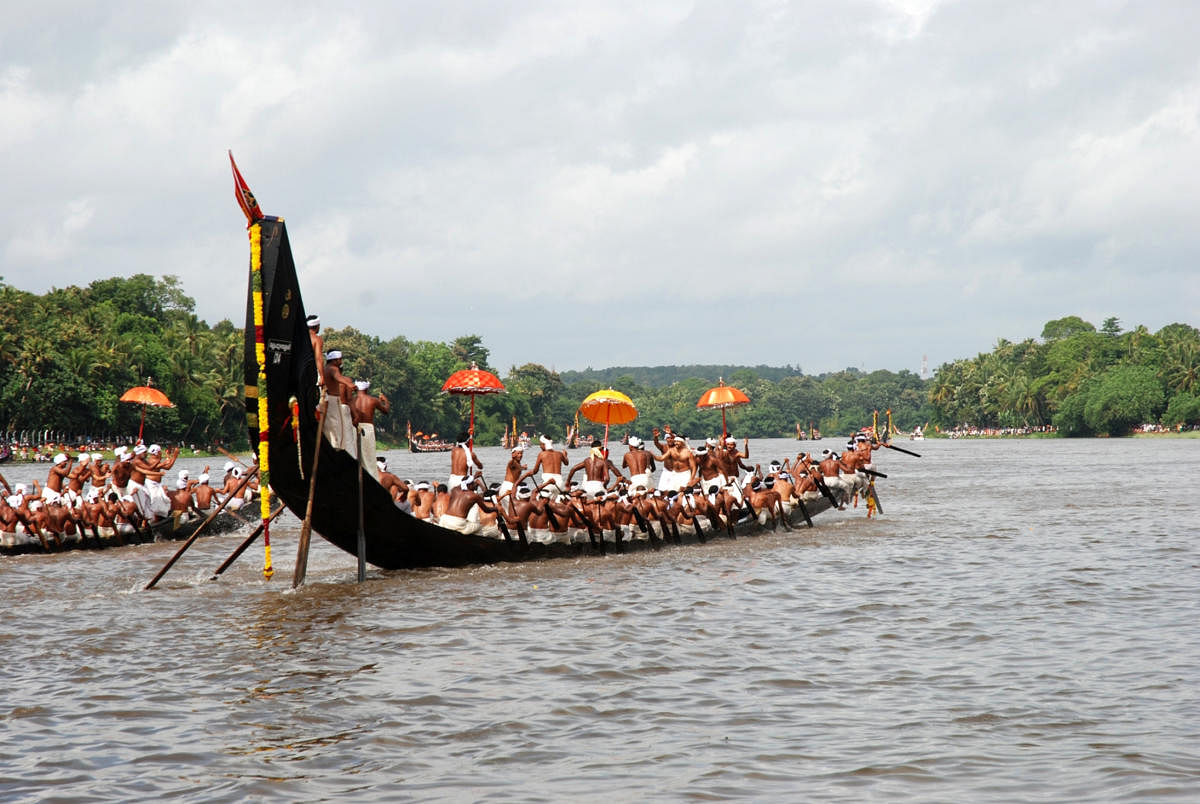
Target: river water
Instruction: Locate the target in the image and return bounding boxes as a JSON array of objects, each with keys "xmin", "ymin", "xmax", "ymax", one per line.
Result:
[{"xmin": 1, "ymin": 437, "xmax": 1197, "ymax": 801}]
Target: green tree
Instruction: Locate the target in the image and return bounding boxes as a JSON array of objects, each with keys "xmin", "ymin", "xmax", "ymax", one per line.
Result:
[
  {"xmin": 1041, "ymin": 315, "xmax": 1096, "ymax": 342},
  {"xmin": 1082, "ymin": 365, "xmax": 1164, "ymax": 436}
]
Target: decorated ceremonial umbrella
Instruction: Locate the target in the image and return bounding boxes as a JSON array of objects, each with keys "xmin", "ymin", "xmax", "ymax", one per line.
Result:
[
  {"xmin": 696, "ymin": 378, "xmax": 750, "ymax": 438},
  {"xmin": 119, "ymin": 385, "xmax": 174, "ymax": 442},
  {"xmin": 579, "ymin": 388, "xmax": 638, "ymax": 453},
  {"xmin": 441, "ymin": 363, "xmax": 505, "ymax": 448}
]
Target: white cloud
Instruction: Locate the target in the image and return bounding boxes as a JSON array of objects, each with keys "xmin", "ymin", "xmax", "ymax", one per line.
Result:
[{"xmin": 0, "ymin": 1, "xmax": 1197, "ymax": 376}]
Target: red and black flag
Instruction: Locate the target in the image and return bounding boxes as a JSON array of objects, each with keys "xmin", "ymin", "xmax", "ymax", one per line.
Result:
[{"xmin": 229, "ymin": 150, "xmax": 264, "ymax": 226}]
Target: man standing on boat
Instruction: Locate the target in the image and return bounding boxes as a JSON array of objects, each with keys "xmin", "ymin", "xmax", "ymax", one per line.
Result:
[
  {"xmin": 42, "ymin": 452, "xmax": 72, "ymax": 505},
  {"xmin": 519, "ymin": 435, "xmax": 569, "ymax": 497},
  {"xmin": 448, "ymin": 432, "xmax": 483, "ymax": 490},
  {"xmin": 651, "ymin": 430, "xmax": 697, "ymax": 492},
  {"xmin": 307, "ymin": 314, "xmax": 325, "ymax": 392},
  {"xmin": 499, "ymin": 446, "xmax": 527, "ymax": 500},
  {"xmin": 566, "ymin": 440, "xmax": 626, "ymax": 497},
  {"xmin": 621, "ymin": 436, "xmax": 656, "ymax": 491},
  {"xmin": 351, "ymin": 379, "xmax": 389, "ymax": 480},
  {"xmin": 321, "ymin": 350, "xmax": 358, "ymax": 451}
]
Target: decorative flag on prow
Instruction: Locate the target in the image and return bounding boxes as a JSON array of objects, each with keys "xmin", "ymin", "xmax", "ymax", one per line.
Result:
[{"xmin": 229, "ymin": 150, "xmax": 264, "ymax": 226}]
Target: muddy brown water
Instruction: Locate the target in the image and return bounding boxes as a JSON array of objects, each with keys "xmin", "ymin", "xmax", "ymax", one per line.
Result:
[{"xmin": 2, "ymin": 438, "xmax": 1197, "ymax": 801}]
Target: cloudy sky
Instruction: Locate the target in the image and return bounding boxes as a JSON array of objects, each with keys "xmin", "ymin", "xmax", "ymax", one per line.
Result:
[{"xmin": 3, "ymin": 1, "xmax": 1197, "ymax": 377}]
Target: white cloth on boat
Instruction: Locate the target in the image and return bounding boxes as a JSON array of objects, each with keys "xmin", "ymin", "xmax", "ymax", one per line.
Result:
[
  {"xmin": 437, "ymin": 513, "xmax": 481, "ymax": 535},
  {"xmin": 629, "ymin": 471, "xmax": 652, "ymax": 491},
  {"xmin": 540, "ymin": 473, "xmax": 563, "ymax": 496},
  {"xmin": 357, "ymin": 423, "xmax": 379, "ymax": 480}
]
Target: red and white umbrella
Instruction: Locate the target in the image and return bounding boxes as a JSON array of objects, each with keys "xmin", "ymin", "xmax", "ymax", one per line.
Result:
[{"xmin": 441, "ymin": 363, "xmax": 505, "ymax": 448}]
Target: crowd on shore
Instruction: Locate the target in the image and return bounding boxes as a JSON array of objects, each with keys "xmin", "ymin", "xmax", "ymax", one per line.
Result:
[
  {"xmin": 1, "ymin": 446, "xmax": 260, "ymax": 550},
  {"xmin": 944, "ymin": 425, "xmax": 1058, "ymax": 438},
  {"xmin": 363, "ymin": 427, "xmax": 885, "ymax": 548}
]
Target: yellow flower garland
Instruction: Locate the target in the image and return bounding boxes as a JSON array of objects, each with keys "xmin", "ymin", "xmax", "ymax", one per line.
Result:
[{"xmin": 249, "ymin": 223, "xmax": 274, "ymax": 579}]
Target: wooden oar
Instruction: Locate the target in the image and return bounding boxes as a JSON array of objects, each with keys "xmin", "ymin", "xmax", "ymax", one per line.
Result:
[
  {"xmin": 218, "ymin": 446, "xmax": 251, "ymax": 467},
  {"xmin": 293, "ymin": 397, "xmax": 328, "ymax": 588},
  {"xmin": 880, "ymin": 442, "xmax": 921, "ymax": 458},
  {"xmin": 355, "ymin": 425, "xmax": 366, "ymax": 582},
  {"xmin": 858, "ymin": 467, "xmax": 888, "ymax": 479},
  {"xmin": 210, "ymin": 505, "xmax": 286, "ymax": 580},
  {"xmin": 794, "ymin": 496, "xmax": 814, "ymax": 528},
  {"xmin": 868, "ymin": 483, "xmax": 884, "ymax": 515},
  {"xmin": 144, "ymin": 467, "xmax": 257, "ymax": 590},
  {"xmin": 812, "ymin": 473, "xmax": 840, "ymax": 508}
]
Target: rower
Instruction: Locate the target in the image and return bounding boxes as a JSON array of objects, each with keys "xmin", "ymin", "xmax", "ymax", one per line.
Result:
[{"xmin": 438, "ymin": 477, "xmax": 496, "ymax": 535}]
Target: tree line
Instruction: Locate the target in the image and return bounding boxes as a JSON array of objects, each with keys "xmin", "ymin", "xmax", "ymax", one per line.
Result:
[
  {"xmin": 0, "ymin": 275, "xmax": 933, "ymax": 449},
  {"xmin": 926, "ymin": 315, "xmax": 1200, "ymax": 436},
  {"xmin": 5, "ymin": 276, "xmax": 1194, "ymax": 445}
]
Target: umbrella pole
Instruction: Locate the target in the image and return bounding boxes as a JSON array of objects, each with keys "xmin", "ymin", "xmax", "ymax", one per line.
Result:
[
  {"xmin": 722, "ymin": 409, "xmax": 727, "ymax": 439},
  {"xmin": 139, "ymin": 405, "xmax": 146, "ymax": 442},
  {"xmin": 469, "ymin": 395, "xmax": 476, "ymax": 449}
]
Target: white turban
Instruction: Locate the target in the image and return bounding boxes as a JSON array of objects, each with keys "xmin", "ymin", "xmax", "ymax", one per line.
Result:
[
  {"xmin": 325, "ymin": 350, "xmax": 342, "ymax": 360},
  {"xmin": 53, "ymin": 453, "xmax": 67, "ymax": 464},
  {"xmin": 540, "ymin": 435, "xmax": 552, "ymax": 447},
  {"xmin": 307, "ymin": 314, "xmax": 320, "ymax": 327},
  {"xmin": 355, "ymin": 380, "xmax": 370, "ymax": 391},
  {"xmin": 627, "ymin": 436, "xmax": 642, "ymax": 448}
]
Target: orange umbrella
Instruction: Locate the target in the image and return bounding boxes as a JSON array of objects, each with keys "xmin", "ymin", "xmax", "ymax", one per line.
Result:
[
  {"xmin": 120, "ymin": 386, "xmax": 174, "ymax": 442},
  {"xmin": 441, "ymin": 363, "xmax": 505, "ymax": 448},
  {"xmin": 579, "ymin": 389, "xmax": 638, "ymax": 451},
  {"xmin": 696, "ymin": 379, "xmax": 750, "ymax": 438}
]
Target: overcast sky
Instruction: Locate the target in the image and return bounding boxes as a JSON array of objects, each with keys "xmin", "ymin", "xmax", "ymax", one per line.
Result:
[{"xmin": 3, "ymin": 1, "xmax": 1197, "ymax": 377}]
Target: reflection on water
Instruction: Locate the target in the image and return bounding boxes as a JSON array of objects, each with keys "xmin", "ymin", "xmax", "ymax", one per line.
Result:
[{"xmin": 2, "ymin": 438, "xmax": 1199, "ymax": 801}]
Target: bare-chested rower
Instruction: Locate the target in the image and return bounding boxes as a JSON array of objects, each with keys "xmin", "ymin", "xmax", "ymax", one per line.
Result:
[
  {"xmin": 651, "ymin": 429, "xmax": 697, "ymax": 492},
  {"xmin": 621, "ymin": 436, "xmax": 656, "ymax": 491},
  {"xmin": 566, "ymin": 440, "xmax": 626, "ymax": 498},
  {"xmin": 307, "ymin": 314, "xmax": 325, "ymax": 391},
  {"xmin": 351, "ymin": 379, "xmax": 389, "ymax": 480},
  {"xmin": 498, "ymin": 446, "xmax": 526, "ymax": 500},
  {"xmin": 518, "ymin": 435, "xmax": 570, "ymax": 496},
  {"xmin": 43, "ymin": 452, "xmax": 73, "ymax": 504},
  {"xmin": 438, "ymin": 477, "xmax": 496, "ymax": 535}
]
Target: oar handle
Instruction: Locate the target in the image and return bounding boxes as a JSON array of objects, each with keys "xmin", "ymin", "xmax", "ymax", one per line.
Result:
[{"xmin": 882, "ymin": 442, "xmax": 921, "ymax": 458}]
